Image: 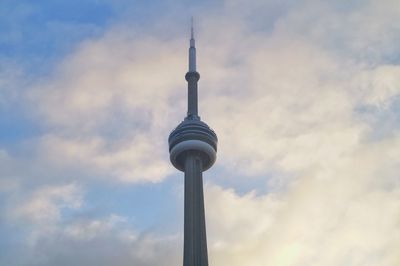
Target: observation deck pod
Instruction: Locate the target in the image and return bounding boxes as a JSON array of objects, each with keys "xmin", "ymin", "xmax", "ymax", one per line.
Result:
[{"xmin": 169, "ymin": 118, "xmax": 218, "ymax": 172}]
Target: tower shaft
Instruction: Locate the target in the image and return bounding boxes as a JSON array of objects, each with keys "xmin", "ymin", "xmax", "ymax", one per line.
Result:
[
  {"xmin": 186, "ymin": 72, "xmax": 199, "ymax": 118},
  {"xmin": 183, "ymin": 152, "xmax": 208, "ymax": 266}
]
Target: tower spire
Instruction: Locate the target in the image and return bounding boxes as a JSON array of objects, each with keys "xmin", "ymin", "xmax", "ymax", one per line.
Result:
[
  {"xmin": 189, "ymin": 17, "xmax": 196, "ymax": 72},
  {"xmin": 186, "ymin": 18, "xmax": 200, "ymax": 119},
  {"xmin": 191, "ymin": 17, "xmax": 194, "ymax": 40}
]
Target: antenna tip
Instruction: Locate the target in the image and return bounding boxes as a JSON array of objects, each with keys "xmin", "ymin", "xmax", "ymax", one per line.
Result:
[{"xmin": 191, "ymin": 17, "xmax": 195, "ymax": 39}]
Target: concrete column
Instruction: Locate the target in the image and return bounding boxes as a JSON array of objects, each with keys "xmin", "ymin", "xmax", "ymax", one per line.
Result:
[
  {"xmin": 183, "ymin": 152, "xmax": 208, "ymax": 266},
  {"xmin": 186, "ymin": 72, "xmax": 200, "ymax": 119}
]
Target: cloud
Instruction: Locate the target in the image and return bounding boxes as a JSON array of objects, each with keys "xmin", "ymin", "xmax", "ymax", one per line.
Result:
[
  {"xmin": 6, "ymin": 213, "xmax": 181, "ymax": 266},
  {"xmin": 29, "ymin": 220, "xmax": 180, "ymax": 266},
  {"xmin": 2, "ymin": 181, "xmax": 180, "ymax": 266},
  {"xmin": 11, "ymin": 183, "xmax": 82, "ymax": 225},
  {"xmin": 22, "ymin": 0, "xmax": 400, "ymax": 182},
  {"xmin": 27, "ymin": 29, "xmax": 187, "ymax": 183},
  {"xmin": 205, "ymin": 133, "xmax": 400, "ymax": 266}
]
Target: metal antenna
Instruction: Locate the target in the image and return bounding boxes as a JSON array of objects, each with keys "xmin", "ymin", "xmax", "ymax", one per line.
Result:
[
  {"xmin": 191, "ymin": 16, "xmax": 194, "ymax": 40},
  {"xmin": 190, "ymin": 17, "xmax": 195, "ymax": 48},
  {"xmin": 189, "ymin": 17, "xmax": 196, "ymax": 71}
]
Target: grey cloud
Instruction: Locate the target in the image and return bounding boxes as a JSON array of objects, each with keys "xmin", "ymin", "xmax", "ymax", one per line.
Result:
[{"xmin": 4, "ymin": 215, "xmax": 181, "ymax": 266}]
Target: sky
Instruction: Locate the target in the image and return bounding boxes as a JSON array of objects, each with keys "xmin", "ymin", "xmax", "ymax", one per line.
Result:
[{"xmin": 0, "ymin": 0, "xmax": 400, "ymax": 265}]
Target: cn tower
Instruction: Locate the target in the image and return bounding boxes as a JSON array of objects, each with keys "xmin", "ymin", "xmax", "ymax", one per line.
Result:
[{"xmin": 168, "ymin": 20, "xmax": 218, "ymax": 266}]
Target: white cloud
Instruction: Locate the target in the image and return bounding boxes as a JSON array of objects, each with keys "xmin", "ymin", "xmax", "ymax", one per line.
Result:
[
  {"xmin": 12, "ymin": 183, "xmax": 82, "ymax": 224},
  {"xmin": 206, "ymin": 134, "xmax": 400, "ymax": 266},
  {"xmin": 40, "ymin": 134, "xmax": 171, "ymax": 182},
  {"xmin": 24, "ymin": 0, "xmax": 400, "ymax": 182},
  {"xmin": 64, "ymin": 214, "xmax": 128, "ymax": 240},
  {"xmin": 351, "ymin": 65, "xmax": 400, "ymax": 107},
  {"xmin": 27, "ymin": 29, "xmax": 187, "ymax": 183},
  {"xmin": 10, "ymin": 213, "xmax": 181, "ymax": 266}
]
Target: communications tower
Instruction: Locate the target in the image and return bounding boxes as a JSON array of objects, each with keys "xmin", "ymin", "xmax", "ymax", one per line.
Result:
[{"xmin": 168, "ymin": 21, "xmax": 218, "ymax": 266}]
